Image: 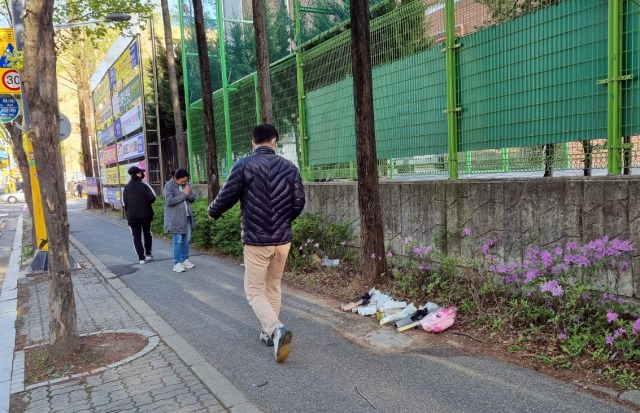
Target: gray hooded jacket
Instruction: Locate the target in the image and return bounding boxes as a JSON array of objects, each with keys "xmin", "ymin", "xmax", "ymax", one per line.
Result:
[{"xmin": 163, "ymin": 178, "xmax": 196, "ymax": 234}]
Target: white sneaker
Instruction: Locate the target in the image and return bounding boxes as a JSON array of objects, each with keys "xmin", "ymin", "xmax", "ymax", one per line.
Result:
[
  {"xmin": 139, "ymin": 260, "xmax": 146, "ymax": 265},
  {"xmin": 173, "ymin": 263, "xmax": 186, "ymax": 273},
  {"xmin": 272, "ymin": 326, "xmax": 292, "ymax": 363},
  {"xmin": 182, "ymin": 259, "xmax": 195, "ymax": 269}
]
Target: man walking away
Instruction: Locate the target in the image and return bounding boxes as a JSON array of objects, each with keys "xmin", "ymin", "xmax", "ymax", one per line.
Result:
[
  {"xmin": 122, "ymin": 166, "xmax": 156, "ymax": 264},
  {"xmin": 207, "ymin": 124, "xmax": 305, "ymax": 363},
  {"xmin": 164, "ymin": 168, "xmax": 196, "ymax": 273}
]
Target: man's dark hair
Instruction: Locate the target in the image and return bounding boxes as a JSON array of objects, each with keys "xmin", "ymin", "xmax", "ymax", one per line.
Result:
[
  {"xmin": 253, "ymin": 123, "xmax": 279, "ymax": 144},
  {"xmin": 174, "ymin": 168, "xmax": 190, "ymax": 179}
]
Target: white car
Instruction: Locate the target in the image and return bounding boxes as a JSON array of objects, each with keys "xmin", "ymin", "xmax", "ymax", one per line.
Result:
[{"xmin": 0, "ymin": 189, "xmax": 25, "ymax": 204}]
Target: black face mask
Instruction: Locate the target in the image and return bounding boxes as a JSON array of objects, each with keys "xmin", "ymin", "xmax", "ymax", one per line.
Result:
[{"xmin": 140, "ymin": 172, "xmax": 145, "ymax": 180}]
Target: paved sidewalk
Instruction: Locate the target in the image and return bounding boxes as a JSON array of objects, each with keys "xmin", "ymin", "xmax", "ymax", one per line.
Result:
[{"xmin": 5, "ymin": 216, "xmax": 261, "ymax": 412}]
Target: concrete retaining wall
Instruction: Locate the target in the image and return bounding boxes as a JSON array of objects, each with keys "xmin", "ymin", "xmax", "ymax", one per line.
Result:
[{"xmin": 304, "ymin": 177, "xmax": 640, "ymax": 298}]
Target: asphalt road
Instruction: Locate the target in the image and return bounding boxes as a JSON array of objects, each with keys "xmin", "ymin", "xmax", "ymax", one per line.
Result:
[{"xmin": 66, "ymin": 200, "xmax": 635, "ymax": 413}]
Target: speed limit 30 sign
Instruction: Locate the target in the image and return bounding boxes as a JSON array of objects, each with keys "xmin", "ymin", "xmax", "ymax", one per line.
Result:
[{"xmin": 1, "ymin": 69, "xmax": 20, "ymax": 93}]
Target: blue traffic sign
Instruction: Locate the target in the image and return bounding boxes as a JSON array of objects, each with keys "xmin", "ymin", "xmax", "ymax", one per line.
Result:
[{"xmin": 0, "ymin": 94, "xmax": 19, "ymax": 123}]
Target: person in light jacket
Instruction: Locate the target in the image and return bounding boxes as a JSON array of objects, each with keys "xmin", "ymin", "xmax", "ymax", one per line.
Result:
[
  {"xmin": 163, "ymin": 168, "xmax": 196, "ymax": 273},
  {"xmin": 207, "ymin": 124, "xmax": 305, "ymax": 363}
]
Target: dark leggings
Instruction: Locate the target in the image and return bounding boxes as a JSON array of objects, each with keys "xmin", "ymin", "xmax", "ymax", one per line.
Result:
[{"xmin": 130, "ymin": 222, "xmax": 152, "ymax": 260}]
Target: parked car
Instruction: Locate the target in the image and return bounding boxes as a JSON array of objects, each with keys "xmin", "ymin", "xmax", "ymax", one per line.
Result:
[{"xmin": 0, "ymin": 189, "xmax": 25, "ymax": 204}]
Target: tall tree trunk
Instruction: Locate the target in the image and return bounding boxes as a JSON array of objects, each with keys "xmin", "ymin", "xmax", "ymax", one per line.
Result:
[
  {"xmin": 192, "ymin": 0, "xmax": 220, "ymax": 200},
  {"xmin": 23, "ymin": 0, "xmax": 79, "ymax": 358},
  {"xmin": 623, "ymin": 136, "xmax": 631, "ymax": 175},
  {"xmin": 543, "ymin": 143, "xmax": 554, "ymax": 177},
  {"xmin": 160, "ymin": 0, "xmax": 188, "ymax": 169},
  {"xmin": 350, "ymin": 0, "xmax": 387, "ymax": 281},
  {"xmin": 252, "ymin": 0, "xmax": 273, "ymax": 124},
  {"xmin": 582, "ymin": 140, "xmax": 592, "ymax": 177}
]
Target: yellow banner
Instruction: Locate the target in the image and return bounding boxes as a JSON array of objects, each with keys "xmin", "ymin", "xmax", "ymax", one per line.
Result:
[{"xmin": 105, "ymin": 167, "xmax": 119, "ymax": 185}]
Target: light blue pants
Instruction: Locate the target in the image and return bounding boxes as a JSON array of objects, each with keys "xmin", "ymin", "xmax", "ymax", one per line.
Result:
[{"xmin": 172, "ymin": 216, "xmax": 192, "ymax": 264}]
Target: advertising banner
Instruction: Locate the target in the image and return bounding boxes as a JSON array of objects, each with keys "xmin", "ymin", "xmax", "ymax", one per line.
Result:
[
  {"xmin": 120, "ymin": 160, "xmax": 147, "ymax": 184},
  {"xmin": 97, "ymin": 124, "xmax": 115, "ymax": 147},
  {"xmin": 104, "ymin": 166, "xmax": 119, "ymax": 185},
  {"xmin": 86, "ymin": 177, "xmax": 99, "ymax": 195},
  {"xmin": 100, "ymin": 144, "xmax": 118, "ymax": 166},
  {"xmin": 105, "ymin": 187, "xmax": 122, "ymax": 206},
  {"xmin": 114, "ymin": 102, "xmax": 143, "ymax": 138},
  {"xmin": 109, "ymin": 40, "xmax": 139, "ymax": 94},
  {"xmin": 111, "ymin": 75, "xmax": 141, "ymax": 117},
  {"xmin": 117, "ymin": 132, "xmax": 144, "ymax": 161},
  {"xmin": 91, "ymin": 38, "xmax": 145, "ymax": 207},
  {"xmin": 93, "ymin": 75, "xmax": 112, "ymax": 133}
]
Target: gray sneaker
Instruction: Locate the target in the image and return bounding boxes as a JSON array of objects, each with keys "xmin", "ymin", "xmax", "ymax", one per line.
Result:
[
  {"xmin": 260, "ymin": 330, "xmax": 274, "ymax": 347},
  {"xmin": 272, "ymin": 326, "xmax": 292, "ymax": 363}
]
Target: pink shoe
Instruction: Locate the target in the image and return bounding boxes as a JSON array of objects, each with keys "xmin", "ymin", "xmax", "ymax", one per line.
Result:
[{"xmin": 419, "ymin": 306, "xmax": 456, "ymax": 333}]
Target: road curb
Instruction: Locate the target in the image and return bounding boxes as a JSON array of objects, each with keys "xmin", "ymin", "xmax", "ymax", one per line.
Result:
[{"xmin": 0, "ymin": 214, "xmax": 22, "ymax": 413}]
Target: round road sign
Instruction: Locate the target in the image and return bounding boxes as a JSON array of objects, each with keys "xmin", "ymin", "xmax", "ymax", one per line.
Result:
[
  {"xmin": 59, "ymin": 113, "xmax": 72, "ymax": 141},
  {"xmin": 2, "ymin": 70, "xmax": 20, "ymax": 92}
]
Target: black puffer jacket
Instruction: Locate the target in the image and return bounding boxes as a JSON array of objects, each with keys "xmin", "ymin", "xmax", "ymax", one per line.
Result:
[{"xmin": 208, "ymin": 146, "xmax": 305, "ymax": 246}]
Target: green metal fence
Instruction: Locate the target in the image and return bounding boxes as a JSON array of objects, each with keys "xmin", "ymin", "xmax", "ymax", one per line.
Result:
[{"xmin": 174, "ymin": 0, "xmax": 640, "ymax": 182}]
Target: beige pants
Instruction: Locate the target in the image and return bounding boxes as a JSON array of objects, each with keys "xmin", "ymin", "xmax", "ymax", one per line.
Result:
[{"xmin": 243, "ymin": 243, "xmax": 291, "ymax": 336}]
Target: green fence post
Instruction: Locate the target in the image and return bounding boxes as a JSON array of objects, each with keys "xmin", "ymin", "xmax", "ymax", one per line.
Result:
[
  {"xmin": 607, "ymin": 0, "xmax": 622, "ymax": 175},
  {"xmin": 254, "ymin": 72, "xmax": 261, "ymax": 124},
  {"xmin": 444, "ymin": 0, "xmax": 459, "ymax": 179},
  {"xmin": 178, "ymin": 0, "xmax": 194, "ymax": 175},
  {"xmin": 294, "ymin": 0, "xmax": 309, "ymax": 181},
  {"xmin": 501, "ymin": 148, "xmax": 509, "ymax": 172},
  {"xmin": 216, "ymin": 0, "xmax": 234, "ymax": 172}
]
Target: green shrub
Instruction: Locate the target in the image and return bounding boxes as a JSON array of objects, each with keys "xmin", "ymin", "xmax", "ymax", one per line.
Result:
[
  {"xmin": 191, "ymin": 199, "xmax": 214, "ymax": 249},
  {"xmin": 210, "ymin": 204, "xmax": 243, "ymax": 257},
  {"xmin": 151, "ymin": 198, "xmax": 165, "ymax": 236},
  {"xmin": 289, "ymin": 213, "xmax": 357, "ymax": 270}
]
